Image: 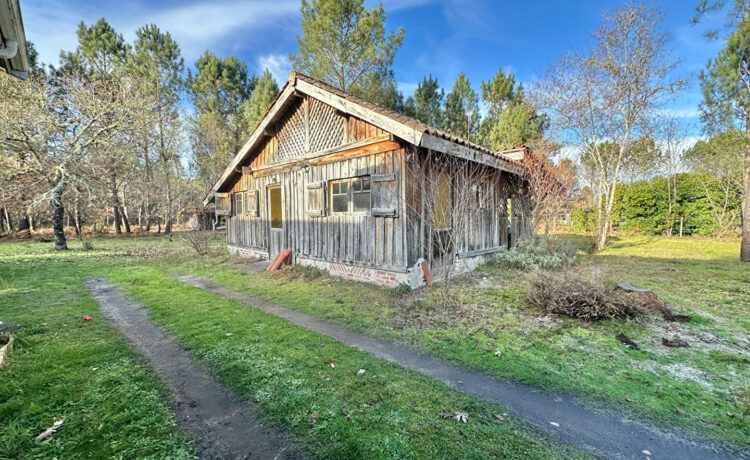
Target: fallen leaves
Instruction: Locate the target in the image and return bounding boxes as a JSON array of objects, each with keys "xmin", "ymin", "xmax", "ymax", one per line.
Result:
[
  {"xmin": 662, "ymin": 338, "xmax": 689, "ymax": 348},
  {"xmin": 341, "ymin": 408, "xmax": 350, "ymax": 420},
  {"xmin": 676, "ymin": 407, "xmax": 687, "ymax": 416},
  {"xmin": 356, "ymin": 369, "xmax": 366, "ymax": 377},
  {"xmin": 306, "ymin": 411, "xmax": 319, "ymax": 424},
  {"xmin": 615, "ymin": 332, "xmax": 639, "ymax": 350}
]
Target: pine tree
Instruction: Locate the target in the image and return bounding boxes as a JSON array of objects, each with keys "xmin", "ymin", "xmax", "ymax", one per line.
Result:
[
  {"xmin": 479, "ymin": 68, "xmax": 546, "ymax": 149},
  {"xmin": 405, "ymin": 74, "xmax": 444, "ymax": 127},
  {"xmin": 243, "ymin": 69, "xmax": 280, "ymax": 137},
  {"xmin": 188, "ymin": 52, "xmax": 254, "ymax": 187},
  {"xmin": 289, "ymin": 0, "xmax": 404, "ymax": 108},
  {"xmin": 130, "ymin": 24, "xmax": 184, "ymax": 238},
  {"xmin": 699, "ymin": 15, "xmax": 750, "ymax": 260},
  {"xmin": 443, "ymin": 73, "xmax": 479, "ymax": 141}
]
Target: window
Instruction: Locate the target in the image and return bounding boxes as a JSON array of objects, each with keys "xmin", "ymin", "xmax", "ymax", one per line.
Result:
[
  {"xmin": 330, "ymin": 176, "xmax": 371, "ymax": 214},
  {"xmin": 331, "ymin": 180, "xmax": 349, "ymax": 213},
  {"xmin": 433, "ymin": 171, "xmax": 451, "ymax": 229},
  {"xmin": 234, "ymin": 192, "xmax": 244, "ymax": 216},
  {"xmin": 352, "ymin": 177, "xmax": 371, "ymax": 212},
  {"xmin": 269, "ymin": 186, "xmax": 282, "ymax": 229},
  {"xmin": 306, "ymin": 182, "xmax": 326, "ymax": 216},
  {"xmin": 245, "ymin": 190, "xmax": 258, "ymax": 216}
]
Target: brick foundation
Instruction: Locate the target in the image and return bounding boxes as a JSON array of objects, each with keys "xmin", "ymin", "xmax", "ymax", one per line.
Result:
[
  {"xmin": 227, "ymin": 245, "xmax": 269, "ymax": 260},
  {"xmin": 228, "ymin": 244, "xmax": 499, "ymax": 289},
  {"xmin": 296, "ymin": 257, "xmax": 411, "ymax": 288}
]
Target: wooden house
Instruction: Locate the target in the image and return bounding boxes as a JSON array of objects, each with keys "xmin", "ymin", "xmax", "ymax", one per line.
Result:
[{"xmin": 205, "ymin": 72, "xmax": 532, "ymax": 288}]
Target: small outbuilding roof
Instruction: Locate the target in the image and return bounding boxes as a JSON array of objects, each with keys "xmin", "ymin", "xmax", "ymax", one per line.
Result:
[
  {"xmin": 0, "ymin": 0, "xmax": 30, "ymax": 79},
  {"xmin": 205, "ymin": 71, "xmax": 526, "ymax": 205}
]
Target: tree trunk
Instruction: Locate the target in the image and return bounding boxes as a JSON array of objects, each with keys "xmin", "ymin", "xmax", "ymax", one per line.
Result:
[
  {"xmin": 110, "ymin": 171, "xmax": 122, "ymax": 234},
  {"xmin": 741, "ymin": 121, "xmax": 750, "ymax": 262},
  {"xmin": 3, "ymin": 208, "xmax": 11, "ymax": 232},
  {"xmin": 74, "ymin": 193, "xmax": 82, "ymax": 241},
  {"xmin": 51, "ymin": 192, "xmax": 68, "ymax": 250},
  {"xmin": 18, "ymin": 214, "xmax": 31, "ymax": 238},
  {"xmin": 121, "ymin": 186, "xmax": 131, "ymax": 233}
]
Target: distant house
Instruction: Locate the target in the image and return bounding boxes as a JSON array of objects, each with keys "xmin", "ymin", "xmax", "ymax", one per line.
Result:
[
  {"xmin": 205, "ymin": 72, "xmax": 532, "ymax": 288},
  {"xmin": 0, "ymin": 0, "xmax": 31, "ymax": 79}
]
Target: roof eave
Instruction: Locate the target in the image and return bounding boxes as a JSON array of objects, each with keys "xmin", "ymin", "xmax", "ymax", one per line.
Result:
[{"xmin": 0, "ymin": 0, "xmax": 30, "ymax": 80}]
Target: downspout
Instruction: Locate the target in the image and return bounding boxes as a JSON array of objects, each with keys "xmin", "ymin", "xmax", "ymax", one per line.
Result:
[{"xmin": 0, "ymin": 40, "xmax": 19, "ymax": 59}]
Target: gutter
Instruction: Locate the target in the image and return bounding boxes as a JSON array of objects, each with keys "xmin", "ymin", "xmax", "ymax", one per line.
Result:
[{"xmin": 0, "ymin": 40, "xmax": 18, "ymax": 59}]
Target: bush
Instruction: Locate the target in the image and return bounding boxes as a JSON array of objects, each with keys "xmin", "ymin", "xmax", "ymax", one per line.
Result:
[
  {"xmin": 492, "ymin": 236, "xmax": 578, "ymax": 271},
  {"xmin": 290, "ymin": 264, "xmax": 327, "ymax": 280},
  {"xmin": 82, "ymin": 241, "xmax": 94, "ymax": 251},
  {"xmin": 183, "ymin": 230, "xmax": 210, "ymax": 255},
  {"xmin": 526, "ymin": 270, "xmax": 648, "ymax": 321},
  {"xmin": 389, "ymin": 283, "xmax": 412, "ymax": 296}
]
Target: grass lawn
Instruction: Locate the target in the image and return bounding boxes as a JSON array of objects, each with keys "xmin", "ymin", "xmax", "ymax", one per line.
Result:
[
  {"xmin": 0, "ymin": 252, "xmax": 194, "ymax": 458},
  {"xmin": 164, "ymin": 234, "xmax": 750, "ymax": 450},
  {"xmin": 0, "ymin": 235, "xmax": 588, "ymax": 459}
]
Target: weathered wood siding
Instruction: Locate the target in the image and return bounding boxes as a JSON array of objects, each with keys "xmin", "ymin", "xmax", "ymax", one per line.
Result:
[
  {"xmin": 404, "ymin": 152, "xmax": 528, "ymax": 268},
  {"xmin": 225, "ymin": 94, "xmax": 406, "ymax": 270},
  {"xmin": 223, "ymin": 92, "xmax": 528, "ymax": 275}
]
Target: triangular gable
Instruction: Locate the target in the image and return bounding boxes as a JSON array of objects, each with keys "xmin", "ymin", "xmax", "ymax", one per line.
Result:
[{"xmin": 204, "ymin": 72, "xmax": 522, "ymax": 205}]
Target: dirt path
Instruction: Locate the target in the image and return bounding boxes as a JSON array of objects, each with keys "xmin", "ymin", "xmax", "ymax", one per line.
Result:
[
  {"xmin": 86, "ymin": 278, "xmax": 301, "ymax": 460},
  {"xmin": 173, "ymin": 273, "xmax": 743, "ymax": 460}
]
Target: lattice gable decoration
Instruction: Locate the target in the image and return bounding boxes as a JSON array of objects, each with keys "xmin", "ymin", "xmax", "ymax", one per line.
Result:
[{"xmin": 262, "ymin": 96, "xmax": 349, "ymax": 165}]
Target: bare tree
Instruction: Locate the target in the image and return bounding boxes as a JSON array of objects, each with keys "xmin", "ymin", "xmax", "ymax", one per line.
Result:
[
  {"xmin": 520, "ymin": 142, "xmax": 576, "ymax": 239},
  {"xmin": 402, "ymin": 148, "xmax": 518, "ymax": 297},
  {"xmin": 533, "ymin": 1, "xmax": 683, "ymax": 250},
  {"xmin": 658, "ymin": 116, "xmax": 691, "ymax": 235},
  {"xmin": 0, "ymin": 72, "xmax": 138, "ymax": 250}
]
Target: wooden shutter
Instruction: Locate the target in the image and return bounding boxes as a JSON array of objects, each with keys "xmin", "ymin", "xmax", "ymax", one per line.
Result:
[
  {"xmin": 246, "ymin": 190, "xmax": 259, "ymax": 216},
  {"xmin": 215, "ymin": 193, "xmax": 231, "ymax": 215},
  {"xmin": 371, "ymin": 173, "xmax": 398, "ymax": 217},
  {"xmin": 306, "ymin": 181, "xmax": 326, "ymax": 217}
]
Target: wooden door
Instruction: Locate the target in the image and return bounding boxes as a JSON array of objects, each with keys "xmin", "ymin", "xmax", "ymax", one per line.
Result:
[{"xmin": 267, "ymin": 185, "xmax": 284, "ymax": 258}]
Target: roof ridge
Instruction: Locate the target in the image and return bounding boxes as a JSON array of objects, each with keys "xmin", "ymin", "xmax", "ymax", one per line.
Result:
[{"xmin": 289, "ymin": 71, "xmax": 518, "ymax": 158}]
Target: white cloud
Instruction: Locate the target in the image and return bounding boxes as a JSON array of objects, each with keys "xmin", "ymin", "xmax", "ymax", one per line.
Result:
[
  {"xmin": 145, "ymin": 0, "xmax": 299, "ymax": 60},
  {"xmin": 397, "ymin": 80, "xmax": 419, "ymax": 96},
  {"xmin": 658, "ymin": 107, "xmax": 701, "ymax": 119},
  {"xmin": 365, "ymin": 0, "xmax": 434, "ymax": 11},
  {"xmin": 257, "ymin": 53, "xmax": 291, "ymax": 85},
  {"xmin": 21, "ymin": 0, "xmax": 300, "ymax": 66}
]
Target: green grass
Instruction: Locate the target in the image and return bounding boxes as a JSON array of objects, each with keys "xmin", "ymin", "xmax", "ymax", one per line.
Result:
[
  {"xmin": 108, "ymin": 265, "xmax": 587, "ymax": 459},
  {"xmin": 0, "ymin": 258, "xmax": 194, "ymax": 459},
  {"xmin": 164, "ymin": 234, "xmax": 750, "ymax": 449},
  {"xmin": 0, "ymin": 236, "xmax": 589, "ymax": 459}
]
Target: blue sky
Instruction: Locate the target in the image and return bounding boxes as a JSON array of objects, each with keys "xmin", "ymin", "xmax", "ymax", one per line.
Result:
[{"xmin": 22, "ymin": 0, "xmax": 726, "ymax": 137}]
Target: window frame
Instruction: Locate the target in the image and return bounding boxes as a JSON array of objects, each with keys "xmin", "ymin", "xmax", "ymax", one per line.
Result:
[
  {"xmin": 245, "ymin": 190, "xmax": 259, "ymax": 217},
  {"xmin": 328, "ymin": 176, "xmax": 371, "ymax": 216},
  {"xmin": 233, "ymin": 191, "xmax": 244, "ymax": 216}
]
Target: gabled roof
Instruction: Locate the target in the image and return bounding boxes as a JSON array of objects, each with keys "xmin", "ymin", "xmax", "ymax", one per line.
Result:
[
  {"xmin": 0, "ymin": 0, "xmax": 30, "ymax": 79},
  {"xmin": 204, "ymin": 71, "xmax": 525, "ymax": 205}
]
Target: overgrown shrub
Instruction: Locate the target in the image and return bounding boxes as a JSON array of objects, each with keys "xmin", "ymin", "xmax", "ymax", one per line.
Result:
[
  {"xmin": 290, "ymin": 264, "xmax": 327, "ymax": 280},
  {"xmin": 492, "ymin": 236, "xmax": 578, "ymax": 271},
  {"xmin": 183, "ymin": 230, "xmax": 211, "ymax": 255},
  {"xmin": 389, "ymin": 283, "xmax": 412, "ymax": 296},
  {"xmin": 526, "ymin": 270, "xmax": 648, "ymax": 320}
]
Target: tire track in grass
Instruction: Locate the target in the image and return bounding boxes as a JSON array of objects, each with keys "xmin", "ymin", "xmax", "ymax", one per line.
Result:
[
  {"xmin": 86, "ymin": 277, "xmax": 301, "ymax": 460},
  {"xmin": 172, "ymin": 273, "xmax": 741, "ymax": 460}
]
